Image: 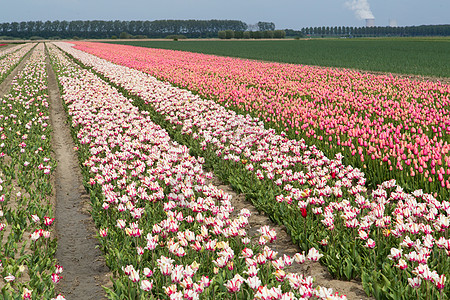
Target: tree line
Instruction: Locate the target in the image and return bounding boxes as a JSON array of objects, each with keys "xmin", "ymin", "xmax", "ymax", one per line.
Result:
[
  {"xmin": 0, "ymin": 19, "xmax": 249, "ymax": 39},
  {"xmin": 218, "ymin": 30, "xmax": 286, "ymax": 39},
  {"xmin": 296, "ymin": 24, "xmax": 450, "ymax": 37}
]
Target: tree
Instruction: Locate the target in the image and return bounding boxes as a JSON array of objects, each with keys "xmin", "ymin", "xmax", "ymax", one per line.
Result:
[
  {"xmin": 313, "ymin": 27, "xmax": 318, "ymax": 36},
  {"xmin": 10, "ymin": 22, "xmax": 19, "ymax": 36},
  {"xmin": 234, "ymin": 31, "xmax": 244, "ymax": 39},
  {"xmin": 218, "ymin": 31, "xmax": 226, "ymax": 39},
  {"xmin": 257, "ymin": 21, "xmax": 275, "ymax": 31},
  {"xmin": 224, "ymin": 30, "xmax": 234, "ymax": 39},
  {"xmin": 250, "ymin": 31, "xmax": 262, "ymax": 39},
  {"xmin": 273, "ymin": 30, "xmax": 286, "ymax": 39},
  {"xmin": 18, "ymin": 22, "xmax": 27, "ymax": 38},
  {"xmin": 119, "ymin": 32, "xmax": 132, "ymax": 39},
  {"xmin": 263, "ymin": 30, "xmax": 274, "ymax": 38},
  {"xmin": 0, "ymin": 19, "xmax": 276, "ymax": 39}
]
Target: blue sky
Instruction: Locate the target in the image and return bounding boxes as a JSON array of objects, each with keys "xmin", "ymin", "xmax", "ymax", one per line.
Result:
[{"xmin": 1, "ymin": 0, "xmax": 449, "ymax": 29}]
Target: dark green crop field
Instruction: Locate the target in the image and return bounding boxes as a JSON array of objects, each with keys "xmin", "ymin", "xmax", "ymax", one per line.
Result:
[{"xmin": 107, "ymin": 37, "xmax": 450, "ymax": 78}]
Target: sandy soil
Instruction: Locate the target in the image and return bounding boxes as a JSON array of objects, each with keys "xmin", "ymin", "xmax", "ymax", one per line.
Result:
[{"xmin": 46, "ymin": 52, "xmax": 112, "ymax": 299}]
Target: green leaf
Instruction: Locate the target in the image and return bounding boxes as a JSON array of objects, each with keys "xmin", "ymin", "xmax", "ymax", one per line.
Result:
[{"xmin": 343, "ymin": 257, "xmax": 353, "ymax": 280}]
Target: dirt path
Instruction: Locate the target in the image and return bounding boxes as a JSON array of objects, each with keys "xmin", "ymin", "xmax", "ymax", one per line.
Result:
[{"xmin": 46, "ymin": 50, "xmax": 112, "ymax": 299}]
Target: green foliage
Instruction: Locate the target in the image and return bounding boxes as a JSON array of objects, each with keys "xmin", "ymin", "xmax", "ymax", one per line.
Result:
[
  {"xmin": 29, "ymin": 36, "xmax": 44, "ymax": 40},
  {"xmin": 0, "ymin": 19, "xmax": 250, "ymax": 39},
  {"xmin": 224, "ymin": 30, "xmax": 234, "ymax": 39},
  {"xmin": 257, "ymin": 21, "xmax": 275, "ymax": 31},
  {"xmin": 217, "ymin": 31, "xmax": 226, "ymax": 39},
  {"xmin": 273, "ymin": 30, "xmax": 286, "ymax": 38},
  {"xmin": 250, "ymin": 31, "xmax": 262, "ymax": 39},
  {"xmin": 165, "ymin": 34, "xmax": 186, "ymax": 40},
  {"xmin": 219, "ymin": 30, "xmax": 284, "ymax": 39},
  {"xmin": 119, "ymin": 32, "xmax": 132, "ymax": 39},
  {"xmin": 217, "ymin": 30, "xmax": 235, "ymax": 39},
  {"xmin": 234, "ymin": 31, "xmax": 244, "ymax": 39},
  {"xmin": 263, "ymin": 30, "xmax": 274, "ymax": 39},
  {"xmin": 0, "ymin": 36, "xmax": 18, "ymax": 40}
]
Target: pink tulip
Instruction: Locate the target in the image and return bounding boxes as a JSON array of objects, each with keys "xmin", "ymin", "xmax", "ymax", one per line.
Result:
[
  {"xmin": 307, "ymin": 248, "xmax": 323, "ymax": 261},
  {"xmin": 55, "ymin": 265, "xmax": 64, "ymax": 274},
  {"xmin": 224, "ymin": 274, "xmax": 244, "ymax": 293},
  {"xmin": 51, "ymin": 273, "xmax": 62, "ymax": 284},
  {"xmin": 4, "ymin": 274, "xmax": 15, "ymax": 282},
  {"xmin": 44, "ymin": 217, "xmax": 55, "ymax": 226},
  {"xmin": 22, "ymin": 287, "xmax": 32, "ymax": 299},
  {"xmin": 435, "ymin": 274, "xmax": 446, "ymax": 290}
]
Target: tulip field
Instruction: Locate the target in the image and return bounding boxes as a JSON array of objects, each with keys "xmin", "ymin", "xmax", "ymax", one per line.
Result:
[
  {"xmin": 1, "ymin": 40, "xmax": 450, "ymax": 299},
  {"xmin": 71, "ymin": 42, "xmax": 450, "ymax": 201},
  {"xmin": 56, "ymin": 41, "xmax": 450, "ymax": 299}
]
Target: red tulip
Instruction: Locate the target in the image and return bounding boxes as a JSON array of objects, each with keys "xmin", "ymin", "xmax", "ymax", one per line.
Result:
[{"xmin": 300, "ymin": 207, "xmax": 307, "ymax": 218}]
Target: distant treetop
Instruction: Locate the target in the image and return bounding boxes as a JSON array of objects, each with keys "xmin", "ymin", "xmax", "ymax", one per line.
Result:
[{"xmin": 0, "ymin": 19, "xmax": 250, "ymax": 39}]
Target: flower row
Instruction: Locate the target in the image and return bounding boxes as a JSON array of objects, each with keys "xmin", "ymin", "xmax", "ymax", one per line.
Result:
[
  {"xmin": 0, "ymin": 43, "xmax": 63, "ymax": 299},
  {"xmin": 0, "ymin": 43, "xmax": 27, "ymax": 58},
  {"xmin": 60, "ymin": 41, "xmax": 450, "ymax": 299}
]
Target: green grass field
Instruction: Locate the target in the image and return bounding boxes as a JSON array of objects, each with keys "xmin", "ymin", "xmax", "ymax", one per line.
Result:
[{"xmin": 106, "ymin": 37, "xmax": 450, "ymax": 78}]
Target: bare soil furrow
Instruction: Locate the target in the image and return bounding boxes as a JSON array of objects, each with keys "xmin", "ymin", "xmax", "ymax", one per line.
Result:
[{"xmin": 46, "ymin": 50, "xmax": 112, "ymax": 300}]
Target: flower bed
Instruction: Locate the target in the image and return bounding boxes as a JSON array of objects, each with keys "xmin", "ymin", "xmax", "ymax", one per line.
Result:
[
  {"xmin": 0, "ymin": 43, "xmax": 34, "ymax": 84},
  {"xmin": 0, "ymin": 43, "xmax": 62, "ymax": 299},
  {"xmin": 0, "ymin": 44, "xmax": 25, "ymax": 57},
  {"xmin": 58, "ymin": 41, "xmax": 450, "ymax": 299},
  {"xmin": 72, "ymin": 42, "xmax": 450, "ymax": 201},
  {"xmin": 47, "ymin": 43, "xmax": 343, "ymax": 299}
]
